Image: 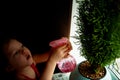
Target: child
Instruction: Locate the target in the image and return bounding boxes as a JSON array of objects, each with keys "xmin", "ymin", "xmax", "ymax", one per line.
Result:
[{"xmin": 0, "ymin": 37, "xmax": 72, "ymax": 80}]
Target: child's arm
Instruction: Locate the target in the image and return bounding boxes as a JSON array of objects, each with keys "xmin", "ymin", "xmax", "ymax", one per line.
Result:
[
  {"xmin": 39, "ymin": 44, "xmax": 69, "ymax": 80},
  {"xmin": 33, "ymin": 37, "xmax": 72, "ymax": 64},
  {"xmin": 32, "ymin": 51, "xmax": 50, "ymax": 64},
  {"xmin": 39, "ymin": 58, "xmax": 57, "ymax": 80}
]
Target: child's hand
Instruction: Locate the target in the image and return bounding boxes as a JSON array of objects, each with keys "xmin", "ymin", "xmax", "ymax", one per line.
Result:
[{"xmin": 49, "ymin": 44, "xmax": 69, "ymax": 63}]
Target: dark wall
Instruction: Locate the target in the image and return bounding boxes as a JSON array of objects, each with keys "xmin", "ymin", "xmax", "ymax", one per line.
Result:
[{"xmin": 1, "ymin": 0, "xmax": 73, "ymax": 54}]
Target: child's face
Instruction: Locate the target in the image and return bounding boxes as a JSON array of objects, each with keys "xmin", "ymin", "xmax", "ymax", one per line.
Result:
[{"xmin": 3, "ymin": 39, "xmax": 34, "ymax": 69}]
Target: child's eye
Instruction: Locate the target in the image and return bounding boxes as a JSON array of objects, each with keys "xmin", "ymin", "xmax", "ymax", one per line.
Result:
[
  {"xmin": 15, "ymin": 50, "xmax": 20, "ymax": 55},
  {"xmin": 13, "ymin": 45, "xmax": 25, "ymax": 57},
  {"xmin": 12, "ymin": 50, "xmax": 20, "ymax": 58}
]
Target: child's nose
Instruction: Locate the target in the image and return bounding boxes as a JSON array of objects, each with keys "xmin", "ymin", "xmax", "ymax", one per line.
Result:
[{"xmin": 21, "ymin": 49, "xmax": 26, "ymax": 55}]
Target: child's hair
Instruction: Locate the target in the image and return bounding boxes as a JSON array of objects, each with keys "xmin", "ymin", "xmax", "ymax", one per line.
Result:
[
  {"xmin": 0, "ymin": 35, "xmax": 17, "ymax": 80},
  {"xmin": 0, "ymin": 36, "xmax": 10, "ymax": 71}
]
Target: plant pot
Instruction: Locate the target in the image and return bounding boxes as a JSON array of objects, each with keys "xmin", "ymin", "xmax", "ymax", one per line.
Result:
[{"xmin": 70, "ymin": 61, "xmax": 112, "ymax": 80}]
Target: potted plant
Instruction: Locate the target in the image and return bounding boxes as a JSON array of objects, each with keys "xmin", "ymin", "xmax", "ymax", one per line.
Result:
[{"xmin": 70, "ymin": 0, "xmax": 120, "ymax": 80}]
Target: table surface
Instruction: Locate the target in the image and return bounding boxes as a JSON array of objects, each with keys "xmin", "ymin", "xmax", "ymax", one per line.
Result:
[{"xmin": 52, "ymin": 72, "xmax": 70, "ymax": 80}]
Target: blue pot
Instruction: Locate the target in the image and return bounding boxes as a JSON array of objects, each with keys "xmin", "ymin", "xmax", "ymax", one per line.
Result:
[{"xmin": 70, "ymin": 62, "xmax": 112, "ymax": 80}]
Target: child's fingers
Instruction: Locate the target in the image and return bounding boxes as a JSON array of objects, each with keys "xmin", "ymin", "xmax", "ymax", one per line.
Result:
[
  {"xmin": 64, "ymin": 53, "xmax": 70, "ymax": 58},
  {"xmin": 59, "ymin": 42, "xmax": 72, "ymax": 52},
  {"xmin": 67, "ymin": 41, "xmax": 72, "ymax": 50},
  {"xmin": 60, "ymin": 44, "xmax": 69, "ymax": 52},
  {"xmin": 59, "ymin": 43, "xmax": 67, "ymax": 49}
]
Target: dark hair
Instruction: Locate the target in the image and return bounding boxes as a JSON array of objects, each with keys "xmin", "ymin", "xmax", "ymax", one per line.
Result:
[
  {"xmin": 0, "ymin": 36, "xmax": 10, "ymax": 69},
  {"xmin": 0, "ymin": 35, "xmax": 18, "ymax": 80}
]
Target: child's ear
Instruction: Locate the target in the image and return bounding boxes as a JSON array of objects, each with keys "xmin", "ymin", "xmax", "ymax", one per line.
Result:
[{"xmin": 5, "ymin": 65, "xmax": 15, "ymax": 72}]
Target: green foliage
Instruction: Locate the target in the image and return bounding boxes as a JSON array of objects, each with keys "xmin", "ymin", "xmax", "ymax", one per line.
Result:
[{"xmin": 75, "ymin": 0, "xmax": 120, "ymax": 69}]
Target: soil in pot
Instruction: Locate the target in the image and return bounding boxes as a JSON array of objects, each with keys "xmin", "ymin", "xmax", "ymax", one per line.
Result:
[{"xmin": 78, "ymin": 61, "xmax": 106, "ymax": 80}]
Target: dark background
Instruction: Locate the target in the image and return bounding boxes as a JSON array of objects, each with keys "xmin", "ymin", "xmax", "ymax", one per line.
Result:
[
  {"xmin": 1, "ymin": 0, "xmax": 73, "ymax": 54},
  {"xmin": 1, "ymin": 0, "xmax": 73, "ymax": 73}
]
